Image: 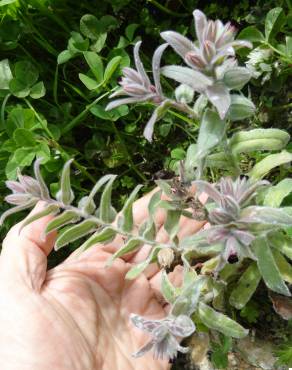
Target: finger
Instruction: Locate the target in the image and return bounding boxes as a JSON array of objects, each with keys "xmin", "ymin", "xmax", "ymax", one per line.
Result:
[{"xmin": 0, "ymin": 201, "xmax": 56, "ymax": 291}]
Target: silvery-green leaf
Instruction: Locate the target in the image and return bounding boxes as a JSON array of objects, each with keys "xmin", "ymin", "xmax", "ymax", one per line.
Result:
[
  {"xmin": 197, "ymin": 109, "xmax": 227, "ymax": 159},
  {"xmin": 161, "ymin": 65, "xmax": 212, "ymax": 92},
  {"xmin": 223, "ymin": 67, "xmax": 251, "ymax": 90},
  {"xmin": 55, "ymin": 219, "xmax": 99, "ymax": 250},
  {"xmin": 83, "ymin": 174, "xmax": 115, "ymax": 214},
  {"xmin": 175, "ymin": 84, "xmax": 194, "ymax": 104},
  {"xmin": 252, "ymin": 238, "xmax": 291, "ymax": 296},
  {"xmin": 171, "ymin": 276, "xmax": 207, "ymax": 316},
  {"xmin": 133, "ymin": 41, "xmax": 151, "ymax": 88},
  {"xmin": 105, "ymin": 95, "xmax": 152, "ymax": 111},
  {"xmin": 126, "ymin": 246, "xmax": 161, "ymax": 279},
  {"xmin": 45, "ymin": 210, "xmax": 81, "ymax": 234},
  {"xmin": 141, "ymin": 220, "xmax": 156, "ymax": 241},
  {"xmin": 272, "ymin": 249, "xmax": 292, "ymax": 284},
  {"xmin": 0, "ymin": 200, "xmax": 38, "ymax": 226},
  {"xmin": 205, "ymin": 83, "xmax": 231, "ymax": 119},
  {"xmin": 168, "ymin": 315, "xmax": 196, "ymax": 337},
  {"xmin": 229, "ymin": 262, "xmax": 261, "ymax": 309},
  {"xmin": 269, "ymin": 231, "xmax": 292, "ymax": 260},
  {"xmin": 240, "ymin": 206, "xmax": 292, "ymax": 227},
  {"xmin": 193, "ymin": 94, "xmax": 208, "ymax": 118},
  {"xmin": 184, "ymin": 144, "xmax": 198, "ymax": 182},
  {"xmin": 57, "ymin": 159, "xmax": 74, "ymax": 205},
  {"xmin": 118, "ymin": 185, "xmax": 143, "ymax": 232},
  {"xmin": 248, "ymin": 151, "xmax": 292, "ymax": 181},
  {"xmin": 77, "ymin": 226, "xmax": 116, "ymax": 254},
  {"xmin": 152, "ymin": 43, "xmax": 168, "ymax": 95},
  {"xmin": 160, "ymin": 31, "xmax": 196, "ymax": 60},
  {"xmin": 161, "ymin": 270, "xmax": 178, "ymax": 304},
  {"xmin": 155, "ymin": 180, "xmax": 173, "ymax": 199},
  {"xmin": 192, "ymin": 180, "xmax": 222, "ymax": 204},
  {"xmin": 19, "ymin": 203, "xmax": 60, "ymax": 232},
  {"xmin": 228, "ymin": 95, "xmax": 255, "ymax": 121},
  {"xmin": 99, "ymin": 175, "xmax": 117, "ymax": 223},
  {"xmin": 197, "ymin": 302, "xmax": 248, "ymax": 338},
  {"xmin": 264, "ymin": 179, "xmax": 292, "ymax": 207},
  {"xmin": 164, "ymin": 210, "xmax": 181, "ymax": 240},
  {"xmin": 108, "ymin": 237, "xmax": 143, "ymax": 265},
  {"xmin": 230, "ymin": 129, "xmax": 289, "ymax": 155},
  {"xmin": 193, "ymin": 9, "xmax": 207, "ymax": 44},
  {"xmin": 34, "ymin": 158, "xmax": 50, "ymax": 199},
  {"xmin": 206, "ymin": 152, "xmax": 232, "ymax": 169},
  {"xmin": 143, "ymin": 100, "xmax": 172, "ymax": 142}
]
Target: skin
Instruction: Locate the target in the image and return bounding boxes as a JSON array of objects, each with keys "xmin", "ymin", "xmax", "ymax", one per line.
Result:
[{"xmin": 0, "ymin": 189, "xmax": 205, "ymax": 370}]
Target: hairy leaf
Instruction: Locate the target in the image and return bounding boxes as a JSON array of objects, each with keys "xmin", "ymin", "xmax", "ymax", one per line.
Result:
[
  {"xmin": 264, "ymin": 179, "xmax": 292, "ymax": 208},
  {"xmin": 77, "ymin": 226, "xmax": 116, "ymax": 254},
  {"xmin": 99, "ymin": 175, "xmax": 117, "ymax": 223},
  {"xmin": 118, "ymin": 185, "xmax": 143, "ymax": 232},
  {"xmin": 108, "ymin": 237, "xmax": 143, "ymax": 265},
  {"xmin": 57, "ymin": 159, "xmax": 74, "ymax": 205},
  {"xmin": 126, "ymin": 246, "xmax": 161, "ymax": 279},
  {"xmin": 45, "ymin": 210, "xmax": 80, "ymax": 234},
  {"xmin": 20, "ymin": 203, "xmax": 59, "ymax": 232}
]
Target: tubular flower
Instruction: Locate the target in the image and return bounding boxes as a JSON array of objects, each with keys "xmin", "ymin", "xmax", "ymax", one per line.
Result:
[{"xmin": 130, "ymin": 314, "xmax": 195, "ymax": 360}]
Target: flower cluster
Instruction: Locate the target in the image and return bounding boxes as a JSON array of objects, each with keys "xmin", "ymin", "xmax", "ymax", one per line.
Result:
[
  {"xmin": 130, "ymin": 314, "xmax": 195, "ymax": 360},
  {"xmin": 193, "ymin": 177, "xmax": 292, "ymax": 266}
]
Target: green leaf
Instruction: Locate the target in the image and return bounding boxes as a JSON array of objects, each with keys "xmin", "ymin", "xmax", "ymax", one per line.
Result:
[
  {"xmin": 269, "ymin": 231, "xmax": 292, "ymax": 260},
  {"xmin": 252, "ymin": 238, "xmax": 290, "ymax": 296},
  {"xmin": 230, "ymin": 129, "xmax": 289, "ymax": 155},
  {"xmin": 197, "ymin": 109, "xmax": 227, "ymax": 158},
  {"xmin": 57, "ymin": 50, "xmax": 74, "ymax": 65},
  {"xmin": 125, "ymin": 23, "xmax": 139, "ymax": 41},
  {"xmin": 237, "ymin": 26, "xmax": 265, "ymax": 42},
  {"xmin": 164, "ymin": 210, "xmax": 181, "ymax": 240},
  {"xmin": 273, "ymin": 250, "xmax": 292, "ymax": 284},
  {"xmin": 57, "ymin": 159, "xmax": 74, "ymax": 205},
  {"xmin": 13, "ymin": 147, "xmax": 35, "ymax": 166},
  {"xmin": 118, "ymin": 185, "xmax": 143, "ymax": 232},
  {"xmin": 228, "ymin": 95, "xmax": 255, "ymax": 121},
  {"xmin": 83, "ymin": 51, "xmax": 104, "ymax": 83},
  {"xmin": 80, "ymin": 14, "xmax": 101, "ymax": 39},
  {"xmin": 33, "ymin": 159, "xmax": 50, "ymax": 199},
  {"xmin": 0, "ymin": 59, "xmax": 13, "ymax": 89},
  {"xmin": 161, "ymin": 270, "xmax": 178, "ymax": 304},
  {"xmin": 286, "ymin": 36, "xmax": 292, "ymax": 56},
  {"xmin": 265, "ymin": 7, "xmax": 286, "ymax": 41},
  {"xmin": 229, "ymin": 262, "xmax": 261, "ymax": 309},
  {"xmin": 264, "ymin": 179, "xmax": 292, "ymax": 207},
  {"xmin": 0, "ymin": 0, "xmax": 17, "ymax": 5},
  {"xmin": 126, "ymin": 246, "xmax": 161, "ymax": 279},
  {"xmin": 198, "ymin": 302, "xmax": 248, "ymax": 338},
  {"xmin": 249, "ymin": 151, "xmax": 292, "ymax": 181},
  {"xmin": 30, "ymin": 81, "xmax": 46, "ymax": 99},
  {"xmin": 108, "ymin": 237, "xmax": 143, "ymax": 265},
  {"xmin": 13, "ymin": 128, "xmax": 36, "ymax": 147},
  {"xmin": 14, "ymin": 61, "xmax": 39, "ymax": 86},
  {"xmin": 55, "ymin": 219, "xmax": 99, "ymax": 250},
  {"xmin": 79, "ymin": 73, "xmax": 100, "ymax": 90},
  {"xmin": 20, "ymin": 204, "xmax": 60, "ymax": 232},
  {"xmin": 91, "ymin": 33, "xmax": 107, "ymax": 53},
  {"xmin": 103, "ymin": 56, "xmax": 122, "ymax": 83},
  {"xmin": 45, "ymin": 210, "xmax": 81, "ymax": 234},
  {"xmin": 99, "ymin": 175, "xmax": 117, "ymax": 223},
  {"xmin": 77, "ymin": 226, "xmax": 116, "ymax": 253},
  {"xmin": 9, "ymin": 78, "xmax": 30, "ymax": 98}
]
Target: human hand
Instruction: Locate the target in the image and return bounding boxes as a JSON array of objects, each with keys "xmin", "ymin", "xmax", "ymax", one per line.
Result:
[{"xmin": 0, "ymin": 189, "xmax": 205, "ymax": 370}]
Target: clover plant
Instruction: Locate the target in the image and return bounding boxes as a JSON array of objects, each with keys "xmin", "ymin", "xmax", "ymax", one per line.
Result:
[{"xmin": 1, "ymin": 8, "xmax": 292, "ymax": 363}]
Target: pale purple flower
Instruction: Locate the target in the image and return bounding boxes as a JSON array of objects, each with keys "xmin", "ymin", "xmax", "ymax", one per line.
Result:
[{"xmin": 130, "ymin": 314, "xmax": 195, "ymax": 360}]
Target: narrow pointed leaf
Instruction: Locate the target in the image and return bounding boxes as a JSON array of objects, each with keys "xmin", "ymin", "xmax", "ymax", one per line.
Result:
[
  {"xmin": 229, "ymin": 262, "xmax": 261, "ymax": 309},
  {"xmin": 164, "ymin": 210, "xmax": 181, "ymax": 240},
  {"xmin": 118, "ymin": 185, "xmax": 143, "ymax": 232},
  {"xmin": 160, "ymin": 31, "xmax": 196, "ymax": 59},
  {"xmin": 20, "ymin": 204, "xmax": 60, "ymax": 232},
  {"xmin": 45, "ymin": 210, "xmax": 80, "ymax": 234},
  {"xmin": 152, "ymin": 43, "xmax": 168, "ymax": 95},
  {"xmin": 205, "ymin": 84, "xmax": 231, "ymax": 119},
  {"xmin": 103, "ymin": 56, "xmax": 122, "ymax": 83},
  {"xmin": 197, "ymin": 109, "xmax": 227, "ymax": 158},
  {"xmin": 265, "ymin": 7, "xmax": 285, "ymax": 41},
  {"xmin": 252, "ymin": 238, "xmax": 290, "ymax": 296},
  {"xmin": 99, "ymin": 175, "xmax": 117, "ymax": 223},
  {"xmin": 108, "ymin": 237, "xmax": 143, "ymax": 265},
  {"xmin": 240, "ymin": 206, "xmax": 292, "ymax": 227},
  {"xmin": 273, "ymin": 250, "xmax": 292, "ymax": 284},
  {"xmin": 77, "ymin": 226, "xmax": 116, "ymax": 254},
  {"xmin": 133, "ymin": 41, "xmax": 151, "ymax": 88},
  {"xmin": 198, "ymin": 302, "xmax": 248, "ymax": 338},
  {"xmin": 248, "ymin": 151, "xmax": 292, "ymax": 181},
  {"xmin": 143, "ymin": 100, "xmax": 172, "ymax": 142},
  {"xmin": 34, "ymin": 158, "xmax": 50, "ymax": 199},
  {"xmin": 161, "ymin": 270, "xmax": 178, "ymax": 304},
  {"xmin": 58, "ymin": 159, "xmax": 74, "ymax": 205},
  {"xmin": 126, "ymin": 246, "xmax": 161, "ymax": 279},
  {"xmin": 55, "ymin": 219, "xmax": 99, "ymax": 250},
  {"xmin": 161, "ymin": 65, "xmax": 212, "ymax": 92},
  {"xmin": 142, "ymin": 220, "xmax": 156, "ymax": 241},
  {"xmin": 0, "ymin": 200, "xmax": 37, "ymax": 226}
]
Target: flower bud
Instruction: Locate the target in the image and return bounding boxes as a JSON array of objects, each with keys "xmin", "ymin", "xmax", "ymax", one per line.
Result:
[
  {"xmin": 228, "ymin": 95, "xmax": 255, "ymax": 121},
  {"xmin": 175, "ymin": 84, "xmax": 194, "ymax": 104},
  {"xmin": 185, "ymin": 51, "xmax": 206, "ymax": 69},
  {"xmin": 223, "ymin": 67, "xmax": 251, "ymax": 90},
  {"xmin": 158, "ymin": 248, "xmax": 175, "ymax": 268}
]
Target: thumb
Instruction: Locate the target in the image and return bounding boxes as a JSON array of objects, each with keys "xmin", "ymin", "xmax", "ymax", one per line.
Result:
[{"xmin": 0, "ymin": 201, "xmax": 56, "ymax": 291}]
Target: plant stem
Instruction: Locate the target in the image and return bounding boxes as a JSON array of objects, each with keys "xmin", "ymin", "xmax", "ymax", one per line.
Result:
[
  {"xmin": 1, "ymin": 93, "xmax": 10, "ymax": 127},
  {"xmin": 62, "ymin": 91, "xmax": 111, "ymax": 134}
]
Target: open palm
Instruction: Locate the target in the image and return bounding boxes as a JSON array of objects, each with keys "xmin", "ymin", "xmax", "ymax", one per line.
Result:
[{"xmin": 0, "ymin": 190, "xmax": 205, "ymax": 370}]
